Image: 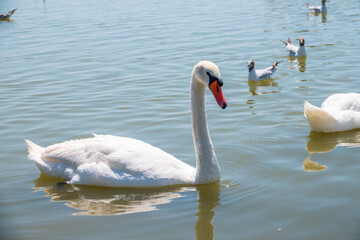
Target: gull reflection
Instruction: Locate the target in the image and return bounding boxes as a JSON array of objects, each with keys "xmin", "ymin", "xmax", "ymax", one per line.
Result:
[
  {"xmin": 33, "ymin": 175, "xmax": 195, "ymax": 216},
  {"xmin": 287, "ymin": 56, "xmax": 307, "ymax": 72},
  {"xmin": 304, "ymin": 130, "xmax": 360, "ymax": 171},
  {"xmin": 248, "ymin": 79, "xmax": 280, "ymax": 96},
  {"xmin": 308, "ymin": 11, "xmax": 327, "ymax": 23}
]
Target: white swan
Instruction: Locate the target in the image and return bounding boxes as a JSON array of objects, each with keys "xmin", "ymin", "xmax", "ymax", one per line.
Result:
[
  {"xmin": 247, "ymin": 60, "xmax": 280, "ymax": 81},
  {"xmin": 26, "ymin": 61, "xmax": 228, "ymax": 187},
  {"xmin": 281, "ymin": 37, "xmax": 306, "ymax": 57},
  {"xmin": 304, "ymin": 93, "xmax": 360, "ymax": 133}
]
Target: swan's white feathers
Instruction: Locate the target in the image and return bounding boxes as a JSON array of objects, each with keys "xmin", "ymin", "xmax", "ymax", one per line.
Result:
[
  {"xmin": 304, "ymin": 101, "xmax": 336, "ymax": 133},
  {"xmin": 27, "ymin": 134, "xmax": 196, "ymax": 187},
  {"xmin": 321, "ymin": 93, "xmax": 360, "ymax": 112},
  {"xmin": 304, "ymin": 93, "xmax": 360, "ymax": 133},
  {"xmin": 27, "ymin": 61, "xmax": 223, "ymax": 187}
]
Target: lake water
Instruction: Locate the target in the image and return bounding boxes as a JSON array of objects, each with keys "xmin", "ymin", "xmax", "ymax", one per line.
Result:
[{"xmin": 1, "ymin": 0, "xmax": 360, "ymax": 239}]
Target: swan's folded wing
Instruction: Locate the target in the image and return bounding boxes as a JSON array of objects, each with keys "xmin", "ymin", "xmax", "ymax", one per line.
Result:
[
  {"xmin": 41, "ymin": 137, "xmax": 117, "ymax": 169},
  {"xmin": 322, "ymin": 93, "xmax": 360, "ymax": 112},
  {"xmin": 95, "ymin": 135, "xmax": 196, "ymax": 183},
  {"xmin": 42, "ymin": 135, "xmax": 195, "ymax": 182}
]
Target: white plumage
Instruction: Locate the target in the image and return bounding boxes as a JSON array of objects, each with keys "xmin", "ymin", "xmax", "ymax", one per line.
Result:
[
  {"xmin": 26, "ymin": 135, "xmax": 195, "ymax": 187},
  {"xmin": 282, "ymin": 37, "xmax": 306, "ymax": 57},
  {"xmin": 247, "ymin": 60, "xmax": 280, "ymax": 81},
  {"xmin": 307, "ymin": 0, "xmax": 328, "ymax": 12},
  {"xmin": 304, "ymin": 93, "xmax": 360, "ymax": 133},
  {"xmin": 26, "ymin": 61, "xmax": 227, "ymax": 187}
]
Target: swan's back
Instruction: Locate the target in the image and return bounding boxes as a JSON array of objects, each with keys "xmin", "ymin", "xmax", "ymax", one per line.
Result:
[
  {"xmin": 26, "ymin": 134, "xmax": 196, "ymax": 187},
  {"xmin": 322, "ymin": 93, "xmax": 360, "ymax": 112},
  {"xmin": 304, "ymin": 93, "xmax": 360, "ymax": 133}
]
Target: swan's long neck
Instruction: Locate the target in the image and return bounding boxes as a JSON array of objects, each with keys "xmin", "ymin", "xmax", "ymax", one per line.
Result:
[{"xmin": 191, "ymin": 76, "xmax": 220, "ymax": 184}]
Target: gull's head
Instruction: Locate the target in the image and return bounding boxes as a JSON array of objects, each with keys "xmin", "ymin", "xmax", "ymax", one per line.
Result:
[
  {"xmin": 247, "ymin": 59, "xmax": 255, "ymax": 70},
  {"xmin": 192, "ymin": 61, "xmax": 227, "ymax": 109},
  {"xmin": 299, "ymin": 37, "xmax": 305, "ymax": 46}
]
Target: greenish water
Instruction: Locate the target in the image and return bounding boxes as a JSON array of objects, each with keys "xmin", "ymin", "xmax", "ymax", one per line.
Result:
[{"xmin": 1, "ymin": 0, "xmax": 360, "ymax": 239}]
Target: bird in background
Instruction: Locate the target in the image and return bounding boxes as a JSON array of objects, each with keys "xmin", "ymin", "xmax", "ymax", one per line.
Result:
[
  {"xmin": 0, "ymin": 9, "xmax": 17, "ymax": 21},
  {"xmin": 281, "ymin": 37, "xmax": 306, "ymax": 57},
  {"xmin": 307, "ymin": 0, "xmax": 329, "ymax": 12},
  {"xmin": 247, "ymin": 60, "xmax": 280, "ymax": 81}
]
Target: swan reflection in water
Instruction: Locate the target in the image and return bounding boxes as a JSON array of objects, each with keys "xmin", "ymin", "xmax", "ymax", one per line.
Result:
[
  {"xmin": 195, "ymin": 183, "xmax": 220, "ymax": 240},
  {"xmin": 304, "ymin": 130, "xmax": 360, "ymax": 171},
  {"xmin": 247, "ymin": 79, "xmax": 280, "ymax": 96},
  {"xmin": 287, "ymin": 56, "xmax": 307, "ymax": 72},
  {"xmin": 33, "ymin": 175, "xmax": 221, "ymax": 239}
]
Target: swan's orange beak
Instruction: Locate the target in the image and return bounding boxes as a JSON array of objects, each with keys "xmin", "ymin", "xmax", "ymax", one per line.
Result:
[{"xmin": 209, "ymin": 81, "xmax": 227, "ymax": 109}]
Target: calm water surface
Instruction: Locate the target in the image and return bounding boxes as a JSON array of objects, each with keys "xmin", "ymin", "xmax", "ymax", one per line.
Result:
[{"xmin": 1, "ymin": 0, "xmax": 360, "ymax": 239}]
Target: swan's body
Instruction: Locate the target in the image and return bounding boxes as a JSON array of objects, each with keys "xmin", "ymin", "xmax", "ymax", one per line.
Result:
[
  {"xmin": 248, "ymin": 60, "xmax": 280, "ymax": 81},
  {"xmin": 282, "ymin": 37, "xmax": 306, "ymax": 57},
  {"xmin": 26, "ymin": 61, "xmax": 227, "ymax": 187},
  {"xmin": 304, "ymin": 93, "xmax": 360, "ymax": 133},
  {"xmin": 26, "ymin": 135, "xmax": 196, "ymax": 187},
  {"xmin": 0, "ymin": 8, "xmax": 16, "ymax": 20},
  {"xmin": 307, "ymin": 0, "xmax": 327, "ymax": 12}
]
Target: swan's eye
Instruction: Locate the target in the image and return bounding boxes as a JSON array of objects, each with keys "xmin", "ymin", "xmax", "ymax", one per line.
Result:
[
  {"xmin": 206, "ymin": 72, "xmax": 223, "ymax": 88},
  {"xmin": 207, "ymin": 72, "xmax": 219, "ymax": 86}
]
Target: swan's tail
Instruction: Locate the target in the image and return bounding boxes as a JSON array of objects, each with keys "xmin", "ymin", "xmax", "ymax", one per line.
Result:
[
  {"xmin": 25, "ymin": 139, "xmax": 45, "ymax": 161},
  {"xmin": 304, "ymin": 101, "xmax": 336, "ymax": 133},
  {"xmin": 25, "ymin": 140, "xmax": 68, "ymax": 179}
]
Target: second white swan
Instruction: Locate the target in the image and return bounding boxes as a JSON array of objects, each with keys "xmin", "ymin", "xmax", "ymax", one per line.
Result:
[{"xmin": 304, "ymin": 93, "xmax": 360, "ymax": 133}]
